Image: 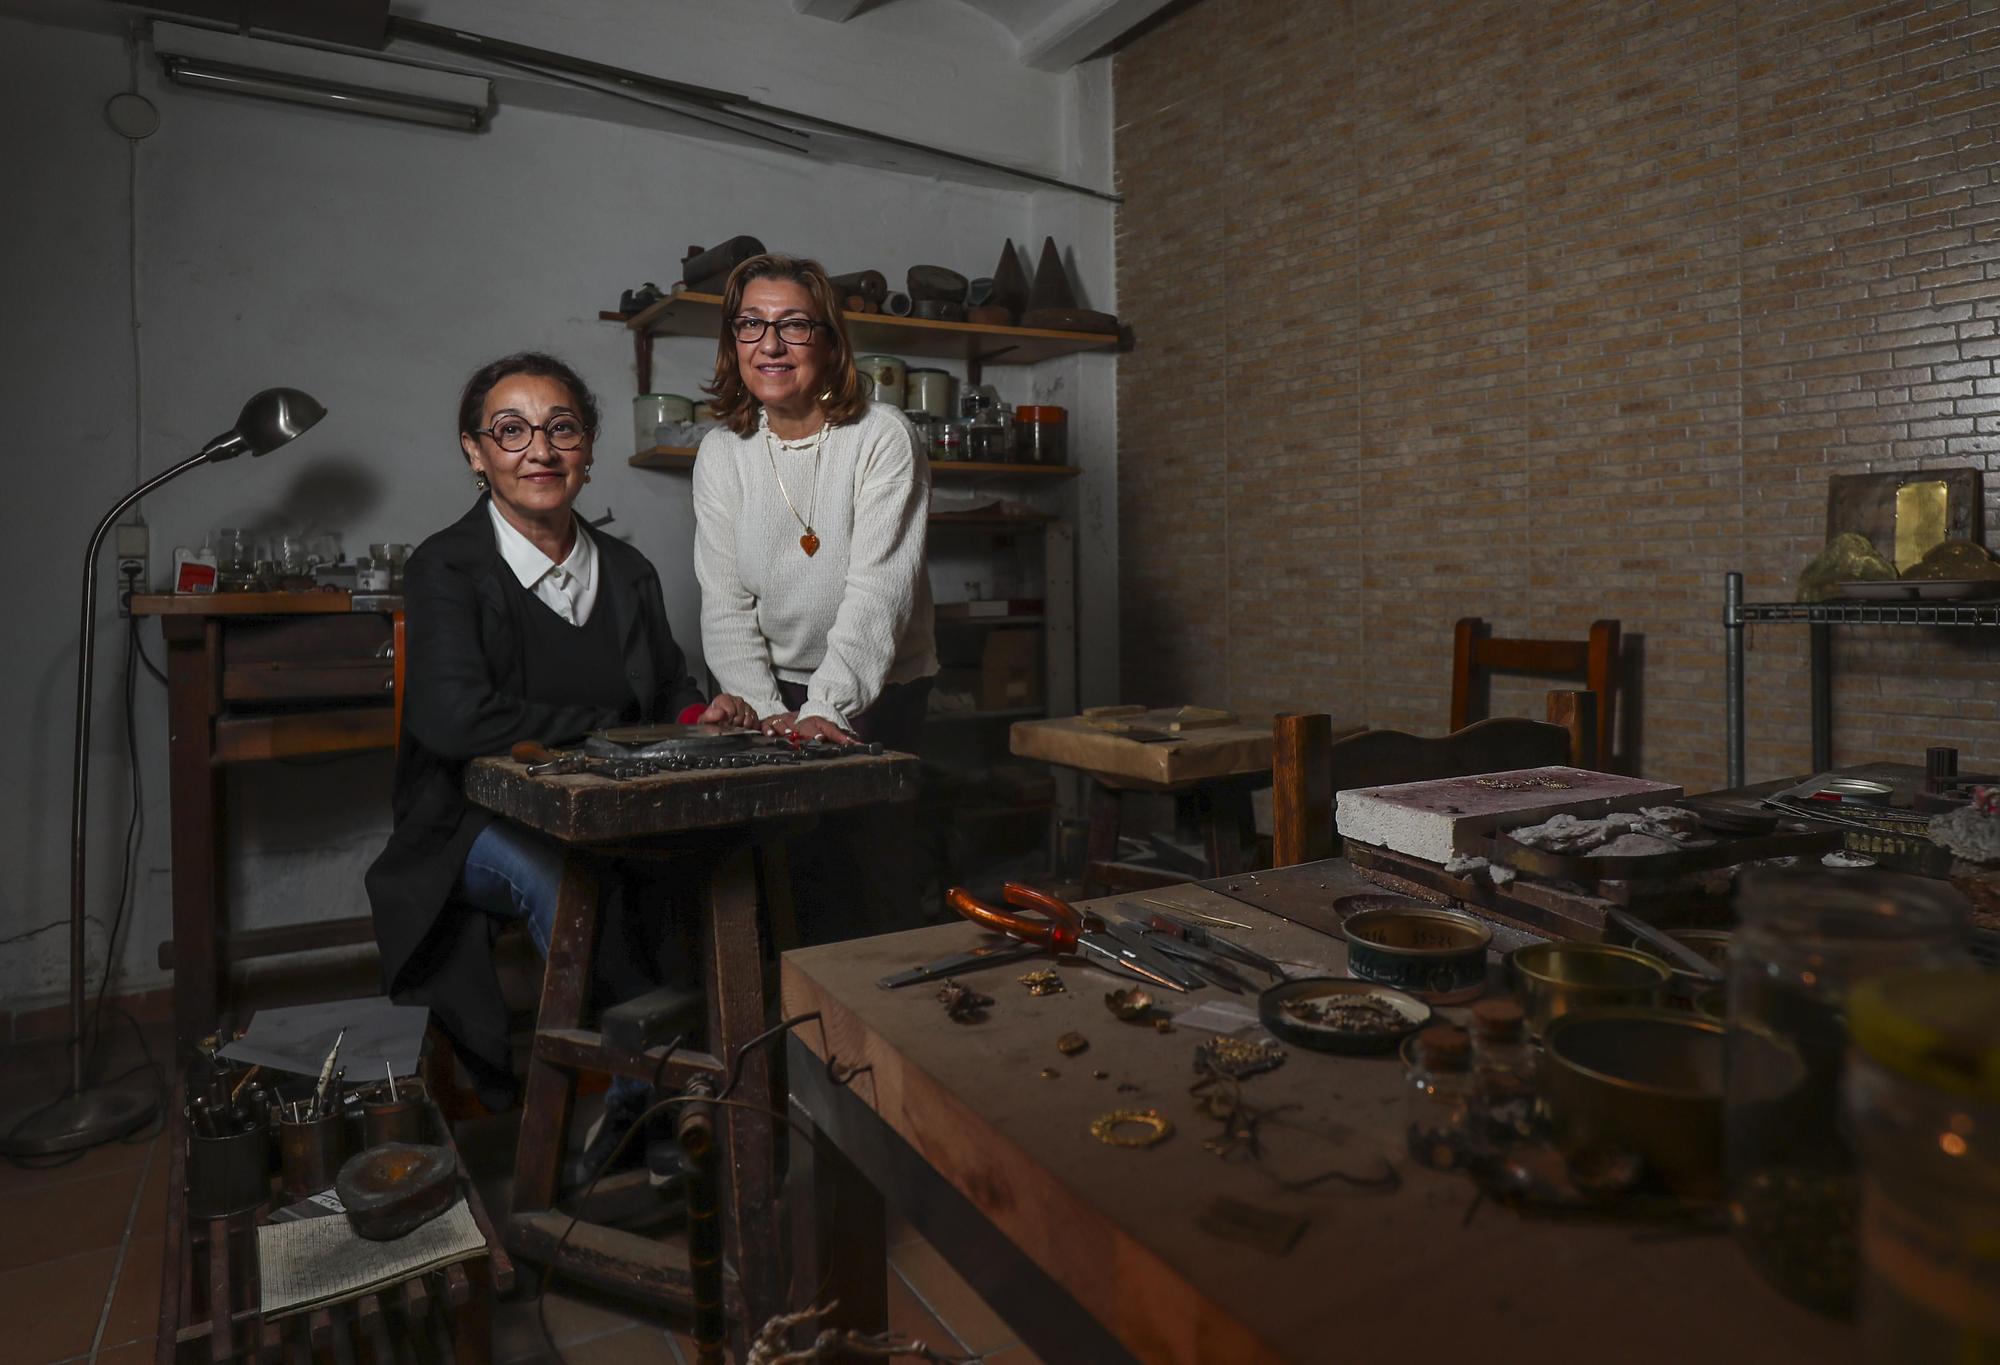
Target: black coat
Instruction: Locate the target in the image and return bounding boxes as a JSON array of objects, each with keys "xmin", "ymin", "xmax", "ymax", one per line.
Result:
[{"xmin": 364, "ymin": 500, "xmax": 704, "ymax": 1101}]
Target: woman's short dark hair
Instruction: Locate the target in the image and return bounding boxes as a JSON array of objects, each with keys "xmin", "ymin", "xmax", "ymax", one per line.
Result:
[
  {"xmin": 456, "ymin": 352, "xmax": 600, "ymax": 460},
  {"xmin": 703, "ymin": 254, "xmax": 867, "ymax": 438}
]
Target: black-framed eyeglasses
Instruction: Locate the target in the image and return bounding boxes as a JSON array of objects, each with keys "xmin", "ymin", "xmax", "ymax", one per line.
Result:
[
  {"xmin": 473, "ymin": 415, "xmax": 588, "ymax": 453},
  {"xmin": 730, "ymin": 315, "xmax": 827, "ymax": 345}
]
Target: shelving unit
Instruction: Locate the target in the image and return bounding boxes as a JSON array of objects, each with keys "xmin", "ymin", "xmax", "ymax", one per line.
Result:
[
  {"xmin": 1722, "ymin": 569, "xmax": 2000, "ymax": 785},
  {"xmin": 604, "ymin": 290, "xmax": 1118, "ymax": 390}
]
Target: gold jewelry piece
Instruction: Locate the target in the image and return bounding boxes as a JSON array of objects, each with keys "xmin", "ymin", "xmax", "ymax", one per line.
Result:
[
  {"xmin": 761, "ymin": 415, "xmax": 825, "ymax": 556},
  {"xmin": 474, "ymin": 472, "xmax": 488, "ymax": 491},
  {"xmin": 1090, "ymin": 1108, "xmax": 1173, "ymax": 1148},
  {"xmin": 1020, "ymin": 968, "xmax": 1064, "ymax": 996}
]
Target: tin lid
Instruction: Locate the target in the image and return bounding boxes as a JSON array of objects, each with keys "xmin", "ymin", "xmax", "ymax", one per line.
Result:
[
  {"xmin": 1470, "ymin": 998, "xmax": 1525, "ymax": 1040},
  {"xmin": 1016, "ymin": 405, "xmax": 1068, "ymax": 422},
  {"xmin": 1850, "ymin": 969, "xmax": 2000, "ymax": 1103},
  {"xmin": 1417, "ymin": 1024, "xmax": 1472, "ymax": 1067}
]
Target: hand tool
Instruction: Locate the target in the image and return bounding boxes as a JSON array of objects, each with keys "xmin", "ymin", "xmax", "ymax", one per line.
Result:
[
  {"xmin": 310, "ymin": 1027, "xmax": 345, "ymax": 1119},
  {"xmin": 1147, "ymin": 910, "xmax": 1285, "ymax": 979},
  {"xmin": 1110, "ymin": 922, "xmax": 1251, "ymax": 992},
  {"xmin": 877, "ymin": 938, "xmax": 1046, "ymax": 989},
  {"xmin": 1099, "ymin": 920, "xmax": 1211, "ymax": 992},
  {"xmin": 946, "ymin": 883, "xmax": 1186, "ymax": 992}
]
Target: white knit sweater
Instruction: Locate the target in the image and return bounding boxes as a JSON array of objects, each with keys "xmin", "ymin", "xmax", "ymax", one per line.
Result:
[{"xmin": 692, "ymin": 402, "xmax": 937, "ymax": 729}]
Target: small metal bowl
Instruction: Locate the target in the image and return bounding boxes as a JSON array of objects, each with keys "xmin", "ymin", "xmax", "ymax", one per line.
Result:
[
  {"xmin": 1339, "ymin": 899, "xmax": 1492, "ymax": 1004},
  {"xmin": 1606, "ymin": 925, "xmax": 1733, "ymax": 999},
  {"xmin": 1258, "ymin": 978, "xmax": 1432, "ymax": 1054},
  {"xmin": 1540, "ymin": 1009, "xmax": 1725, "ymax": 1198},
  {"xmin": 1509, "ymin": 942, "xmax": 1672, "ymax": 1033}
]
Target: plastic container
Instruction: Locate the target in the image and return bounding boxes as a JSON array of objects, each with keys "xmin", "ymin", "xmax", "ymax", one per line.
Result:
[
  {"xmin": 1405, "ymin": 1024, "xmax": 1474, "ymax": 1170},
  {"xmin": 1015, "ymin": 405, "xmax": 1068, "ymax": 465},
  {"xmin": 905, "ymin": 368, "xmax": 954, "ymax": 419},
  {"xmin": 1846, "ymin": 970, "xmax": 2000, "ymax": 1361},
  {"xmin": 1725, "ymin": 868, "xmax": 1971, "ymax": 1316}
]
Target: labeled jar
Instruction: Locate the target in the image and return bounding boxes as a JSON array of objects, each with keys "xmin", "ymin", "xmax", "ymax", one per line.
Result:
[
  {"xmin": 856, "ymin": 355, "xmax": 906, "ymax": 409},
  {"xmin": 1405, "ymin": 1024, "xmax": 1474, "ymax": 1170},
  {"xmin": 1846, "ymin": 970, "xmax": 2000, "ymax": 1361},
  {"xmin": 1015, "ymin": 405, "xmax": 1068, "ymax": 465},
  {"xmin": 1726, "ymin": 868, "xmax": 1971, "ymax": 1317}
]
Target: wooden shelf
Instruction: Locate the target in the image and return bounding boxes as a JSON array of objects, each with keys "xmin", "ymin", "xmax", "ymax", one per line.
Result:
[
  {"xmin": 628, "ymin": 447, "xmax": 1080, "ymax": 480},
  {"xmin": 132, "ymin": 590, "xmax": 361, "ymax": 616},
  {"xmin": 607, "ymin": 292, "xmax": 1119, "ymax": 368}
]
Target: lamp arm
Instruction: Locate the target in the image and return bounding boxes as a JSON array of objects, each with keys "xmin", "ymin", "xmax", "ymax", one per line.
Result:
[{"xmin": 67, "ymin": 448, "xmax": 213, "ymax": 1092}]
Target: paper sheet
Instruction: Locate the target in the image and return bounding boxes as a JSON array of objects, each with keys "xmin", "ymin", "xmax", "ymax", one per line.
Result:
[
  {"xmin": 218, "ymin": 996, "xmax": 428, "ymax": 1080},
  {"xmin": 257, "ymin": 1200, "xmax": 486, "ymax": 1318}
]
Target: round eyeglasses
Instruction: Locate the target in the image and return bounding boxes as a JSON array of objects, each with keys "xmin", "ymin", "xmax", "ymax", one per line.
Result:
[
  {"xmin": 473, "ymin": 416, "xmax": 588, "ymax": 453},
  {"xmin": 730, "ymin": 315, "xmax": 828, "ymax": 345}
]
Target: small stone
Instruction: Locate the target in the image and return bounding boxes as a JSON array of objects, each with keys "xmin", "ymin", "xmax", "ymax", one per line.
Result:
[{"xmin": 1057, "ymin": 1031, "xmax": 1090, "ymax": 1056}]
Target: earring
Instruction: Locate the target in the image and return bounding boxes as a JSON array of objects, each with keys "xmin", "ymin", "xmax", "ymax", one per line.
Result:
[
  {"xmin": 583, "ymin": 465, "xmax": 593, "ymax": 484},
  {"xmin": 474, "ymin": 472, "xmax": 488, "ymax": 492}
]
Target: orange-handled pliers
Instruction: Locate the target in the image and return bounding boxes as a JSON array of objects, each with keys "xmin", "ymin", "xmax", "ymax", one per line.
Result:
[{"xmin": 945, "ymin": 883, "xmax": 1187, "ymax": 992}]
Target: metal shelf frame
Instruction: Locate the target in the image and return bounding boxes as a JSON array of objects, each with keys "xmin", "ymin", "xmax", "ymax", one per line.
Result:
[{"xmin": 1723, "ymin": 570, "xmax": 2000, "ymax": 786}]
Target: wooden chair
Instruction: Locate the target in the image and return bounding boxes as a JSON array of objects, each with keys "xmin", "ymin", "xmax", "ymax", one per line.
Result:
[
  {"xmin": 1450, "ymin": 617, "xmax": 1618, "ymax": 771},
  {"xmin": 1271, "ymin": 693, "xmax": 1583, "ymax": 867}
]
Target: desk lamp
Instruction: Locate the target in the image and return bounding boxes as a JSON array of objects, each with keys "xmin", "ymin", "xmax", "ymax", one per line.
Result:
[{"xmin": 3, "ymin": 388, "xmax": 326, "ymax": 1156}]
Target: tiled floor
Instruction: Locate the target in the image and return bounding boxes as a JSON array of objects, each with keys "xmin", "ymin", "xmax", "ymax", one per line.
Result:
[{"xmin": 0, "ymin": 1024, "xmax": 1041, "ymax": 1364}]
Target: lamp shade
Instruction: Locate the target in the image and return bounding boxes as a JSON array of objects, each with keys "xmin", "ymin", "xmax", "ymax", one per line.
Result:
[{"xmin": 200, "ymin": 387, "xmax": 326, "ymax": 462}]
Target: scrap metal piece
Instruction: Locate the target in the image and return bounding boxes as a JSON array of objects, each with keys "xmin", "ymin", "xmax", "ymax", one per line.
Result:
[
  {"xmin": 1090, "ymin": 1108, "xmax": 1173, "ymax": 1149},
  {"xmin": 935, "ymin": 979, "xmax": 992, "ymax": 1023},
  {"xmin": 1105, "ymin": 988, "xmax": 1156, "ymax": 1022},
  {"xmin": 1056, "ymin": 1031, "xmax": 1089, "ymax": 1056},
  {"xmin": 1194, "ymin": 1036, "xmax": 1287, "ymax": 1079},
  {"xmin": 1020, "ymin": 968, "xmax": 1065, "ymax": 996},
  {"xmin": 1040, "ymin": 1067, "xmax": 1060, "ymax": 1080}
]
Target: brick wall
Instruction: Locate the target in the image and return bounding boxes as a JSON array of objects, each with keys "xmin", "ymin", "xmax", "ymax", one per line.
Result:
[{"xmin": 1115, "ymin": 0, "xmax": 2000, "ymax": 790}]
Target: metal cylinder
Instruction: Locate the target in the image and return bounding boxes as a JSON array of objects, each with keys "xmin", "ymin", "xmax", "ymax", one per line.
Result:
[
  {"xmin": 278, "ymin": 1108, "xmax": 347, "ymax": 1199},
  {"xmin": 678, "ymin": 1081, "xmax": 724, "ymax": 1365},
  {"xmin": 360, "ymin": 1082, "xmax": 427, "ymax": 1149},
  {"xmin": 186, "ymin": 1121, "xmax": 272, "ymax": 1218}
]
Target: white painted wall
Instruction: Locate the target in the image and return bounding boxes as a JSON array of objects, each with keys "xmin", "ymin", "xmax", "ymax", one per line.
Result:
[{"xmin": 0, "ymin": 0, "xmax": 1118, "ymax": 1011}]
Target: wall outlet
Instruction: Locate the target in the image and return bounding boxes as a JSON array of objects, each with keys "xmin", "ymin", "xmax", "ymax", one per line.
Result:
[
  {"xmin": 116, "ymin": 560, "xmax": 144, "ymax": 618},
  {"xmin": 114, "ymin": 522, "xmax": 148, "ymax": 561}
]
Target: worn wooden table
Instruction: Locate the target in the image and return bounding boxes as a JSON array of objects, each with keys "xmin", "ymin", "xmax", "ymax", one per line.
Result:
[
  {"xmin": 781, "ymin": 859, "xmax": 1851, "ymax": 1365},
  {"xmin": 464, "ymin": 749, "xmax": 920, "ymax": 1344},
  {"xmin": 134, "ymin": 592, "xmax": 401, "ymax": 1051}
]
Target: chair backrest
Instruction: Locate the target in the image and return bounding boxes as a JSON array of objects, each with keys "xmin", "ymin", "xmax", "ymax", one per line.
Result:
[
  {"xmin": 1271, "ymin": 704, "xmax": 1574, "ymax": 867},
  {"xmin": 1449, "ymin": 616, "xmax": 1619, "ymax": 772}
]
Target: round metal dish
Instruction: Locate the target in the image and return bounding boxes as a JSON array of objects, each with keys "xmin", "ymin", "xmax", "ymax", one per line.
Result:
[
  {"xmin": 1508, "ymin": 942, "xmax": 1672, "ymax": 1033},
  {"xmin": 1338, "ymin": 900, "xmax": 1492, "ymax": 1004},
  {"xmin": 1258, "ymin": 978, "xmax": 1432, "ymax": 1054},
  {"xmin": 1814, "ymin": 777, "xmax": 1894, "ymax": 805},
  {"xmin": 1540, "ymin": 1009, "xmax": 1725, "ymax": 1198}
]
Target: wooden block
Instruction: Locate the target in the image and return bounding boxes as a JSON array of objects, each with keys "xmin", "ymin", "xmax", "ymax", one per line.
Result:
[{"xmin": 1335, "ymin": 767, "xmax": 1682, "ymax": 865}]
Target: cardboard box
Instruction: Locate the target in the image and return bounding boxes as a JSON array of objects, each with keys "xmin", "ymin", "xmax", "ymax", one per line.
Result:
[{"xmin": 979, "ymin": 630, "xmax": 1041, "ymax": 711}]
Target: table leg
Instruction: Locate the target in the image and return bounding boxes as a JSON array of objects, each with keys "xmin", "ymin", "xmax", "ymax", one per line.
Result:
[
  {"xmin": 1198, "ymin": 779, "xmax": 1256, "ymax": 878},
  {"xmin": 706, "ymin": 845, "xmax": 783, "ymax": 1343},
  {"xmin": 1083, "ymin": 782, "xmax": 1121, "ymax": 894},
  {"xmin": 511, "ymin": 854, "xmax": 601, "ymax": 1214},
  {"xmin": 789, "ymin": 1105, "xmax": 886, "ymax": 1339},
  {"xmin": 163, "ymin": 616, "xmax": 222, "ymax": 1052}
]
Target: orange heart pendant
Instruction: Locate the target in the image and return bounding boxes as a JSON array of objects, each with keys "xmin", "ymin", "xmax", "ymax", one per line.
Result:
[{"xmin": 800, "ymin": 531, "xmax": 820, "ymax": 557}]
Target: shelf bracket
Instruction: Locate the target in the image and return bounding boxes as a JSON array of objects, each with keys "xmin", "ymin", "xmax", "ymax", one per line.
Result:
[
  {"xmin": 635, "ymin": 329, "xmax": 654, "ymax": 397},
  {"xmin": 968, "ymin": 344, "xmax": 1022, "ymax": 384}
]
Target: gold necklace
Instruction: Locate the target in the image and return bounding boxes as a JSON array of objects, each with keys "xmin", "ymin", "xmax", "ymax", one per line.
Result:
[{"xmin": 762, "ymin": 419, "xmax": 825, "ymax": 556}]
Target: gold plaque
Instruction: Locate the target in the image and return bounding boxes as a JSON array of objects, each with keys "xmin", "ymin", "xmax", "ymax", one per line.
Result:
[{"xmin": 1893, "ymin": 480, "xmax": 1949, "ymax": 573}]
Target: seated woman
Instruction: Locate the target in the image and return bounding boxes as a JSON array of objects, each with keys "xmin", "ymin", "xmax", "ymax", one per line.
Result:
[
  {"xmin": 366, "ymin": 351, "xmax": 753, "ymax": 1150},
  {"xmin": 692, "ymin": 254, "xmax": 937, "ymax": 933}
]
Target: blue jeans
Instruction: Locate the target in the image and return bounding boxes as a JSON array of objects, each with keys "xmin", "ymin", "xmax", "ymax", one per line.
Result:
[{"xmin": 461, "ymin": 820, "xmax": 647, "ymax": 1110}]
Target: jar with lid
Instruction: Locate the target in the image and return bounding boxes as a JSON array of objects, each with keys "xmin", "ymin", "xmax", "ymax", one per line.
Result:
[
  {"xmin": 936, "ymin": 418, "xmax": 968, "ymax": 462},
  {"xmin": 1469, "ymin": 998, "xmax": 1536, "ymax": 1139},
  {"xmin": 1405, "ymin": 1024, "xmax": 1474, "ymax": 1170},
  {"xmin": 1846, "ymin": 969, "xmax": 2000, "ymax": 1361},
  {"xmin": 1726, "ymin": 867, "xmax": 1971, "ymax": 1317},
  {"xmin": 1015, "ymin": 405, "xmax": 1068, "ymax": 466},
  {"xmin": 969, "ymin": 406, "xmax": 1014, "ymax": 462}
]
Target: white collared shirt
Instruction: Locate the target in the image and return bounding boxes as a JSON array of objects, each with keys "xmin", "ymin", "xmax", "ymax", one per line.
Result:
[{"xmin": 486, "ymin": 500, "xmax": 599, "ymax": 626}]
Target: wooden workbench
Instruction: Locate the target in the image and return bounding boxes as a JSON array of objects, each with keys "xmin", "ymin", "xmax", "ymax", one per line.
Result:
[{"xmin": 781, "ymin": 863, "xmax": 1851, "ymax": 1364}]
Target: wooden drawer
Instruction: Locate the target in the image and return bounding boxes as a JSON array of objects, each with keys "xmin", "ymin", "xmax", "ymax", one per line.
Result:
[{"xmin": 220, "ymin": 614, "xmax": 394, "ymax": 704}]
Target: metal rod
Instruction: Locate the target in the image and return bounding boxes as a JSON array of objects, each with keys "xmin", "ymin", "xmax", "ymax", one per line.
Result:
[
  {"xmin": 1811, "ymin": 622, "xmax": 1833, "ymax": 773},
  {"xmin": 1724, "ymin": 571, "xmax": 1745, "ymax": 790},
  {"xmin": 70, "ymin": 449, "xmax": 212, "ymax": 1094}
]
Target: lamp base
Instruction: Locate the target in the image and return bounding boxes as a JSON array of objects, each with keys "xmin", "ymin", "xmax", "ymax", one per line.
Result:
[{"xmin": 1, "ymin": 1085, "xmax": 158, "ymax": 1157}]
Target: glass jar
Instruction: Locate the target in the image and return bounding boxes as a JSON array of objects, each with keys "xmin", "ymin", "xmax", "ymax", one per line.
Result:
[
  {"xmin": 969, "ymin": 408, "xmax": 1014, "ymax": 462},
  {"xmin": 1726, "ymin": 867, "xmax": 1971, "ymax": 1317},
  {"xmin": 1470, "ymin": 998, "xmax": 1536, "ymax": 1138},
  {"xmin": 1405, "ymin": 1024, "xmax": 1474, "ymax": 1170},
  {"xmin": 937, "ymin": 417, "xmax": 969, "ymax": 462},
  {"xmin": 1016, "ymin": 405, "xmax": 1068, "ymax": 465},
  {"xmin": 1846, "ymin": 970, "xmax": 2000, "ymax": 1361}
]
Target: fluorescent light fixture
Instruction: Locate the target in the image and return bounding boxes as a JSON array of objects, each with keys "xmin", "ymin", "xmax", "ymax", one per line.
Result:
[{"xmin": 161, "ymin": 55, "xmax": 488, "ymax": 131}]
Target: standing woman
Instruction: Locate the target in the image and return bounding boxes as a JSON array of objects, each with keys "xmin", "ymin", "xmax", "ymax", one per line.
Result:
[
  {"xmin": 368, "ymin": 352, "xmax": 753, "ymax": 1121},
  {"xmin": 692, "ymin": 254, "xmax": 936, "ymax": 749},
  {"xmin": 693, "ymin": 255, "xmax": 936, "ymax": 933}
]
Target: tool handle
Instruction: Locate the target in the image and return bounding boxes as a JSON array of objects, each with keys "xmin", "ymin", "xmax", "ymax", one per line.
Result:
[
  {"xmin": 511, "ymin": 740, "xmax": 555, "ymax": 764},
  {"xmin": 1146, "ymin": 913, "xmax": 1193, "ymax": 941},
  {"xmin": 1000, "ymin": 881, "xmax": 1087, "ymax": 927},
  {"xmin": 946, "ymin": 887, "xmax": 1075, "ymax": 953}
]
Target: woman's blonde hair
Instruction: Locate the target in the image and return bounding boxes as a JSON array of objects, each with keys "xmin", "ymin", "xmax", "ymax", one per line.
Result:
[{"xmin": 704, "ymin": 253, "xmax": 868, "ymax": 438}]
